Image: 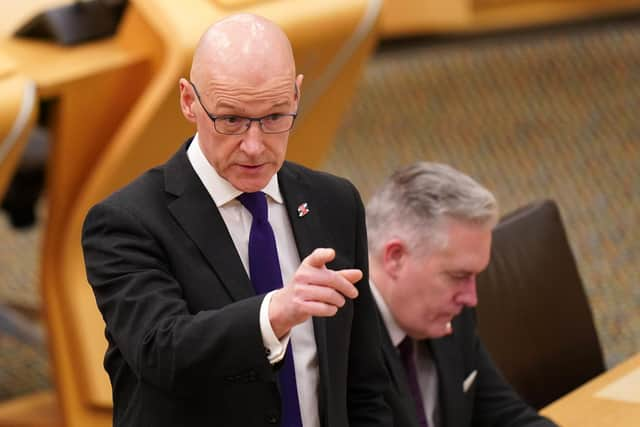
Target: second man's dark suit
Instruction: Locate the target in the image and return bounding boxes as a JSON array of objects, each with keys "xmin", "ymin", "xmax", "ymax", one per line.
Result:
[
  {"xmin": 82, "ymin": 140, "xmax": 391, "ymax": 427},
  {"xmin": 380, "ymin": 308, "xmax": 557, "ymax": 427}
]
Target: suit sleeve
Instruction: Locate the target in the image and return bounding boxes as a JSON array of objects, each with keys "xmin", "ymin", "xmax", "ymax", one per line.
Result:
[
  {"xmin": 82, "ymin": 201, "xmax": 274, "ymax": 397},
  {"xmin": 346, "ymin": 183, "xmax": 394, "ymax": 427},
  {"xmin": 471, "ymin": 321, "xmax": 559, "ymax": 427}
]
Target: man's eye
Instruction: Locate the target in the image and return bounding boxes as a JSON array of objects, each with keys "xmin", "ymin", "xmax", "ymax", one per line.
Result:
[
  {"xmin": 263, "ymin": 114, "xmax": 284, "ymax": 122},
  {"xmin": 222, "ymin": 116, "xmax": 241, "ymax": 124}
]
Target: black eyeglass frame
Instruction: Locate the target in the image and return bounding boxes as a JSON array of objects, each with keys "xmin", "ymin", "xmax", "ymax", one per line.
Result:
[{"xmin": 189, "ymin": 81, "xmax": 298, "ymax": 135}]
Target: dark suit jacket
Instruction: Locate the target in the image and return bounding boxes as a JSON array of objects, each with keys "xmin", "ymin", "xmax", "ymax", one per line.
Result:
[
  {"xmin": 82, "ymin": 141, "xmax": 391, "ymax": 427},
  {"xmin": 380, "ymin": 308, "xmax": 557, "ymax": 427}
]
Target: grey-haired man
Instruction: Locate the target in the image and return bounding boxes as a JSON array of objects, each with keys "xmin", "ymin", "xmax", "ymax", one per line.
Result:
[{"xmin": 367, "ymin": 162, "xmax": 557, "ymax": 427}]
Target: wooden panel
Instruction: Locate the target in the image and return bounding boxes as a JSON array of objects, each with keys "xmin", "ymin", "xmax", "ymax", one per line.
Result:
[
  {"xmin": 0, "ymin": 75, "xmax": 38, "ymax": 199},
  {"xmin": 470, "ymin": 0, "xmax": 640, "ymax": 31},
  {"xmin": 474, "ymin": 0, "xmax": 533, "ymax": 8},
  {"xmin": 381, "ymin": 0, "xmax": 640, "ymax": 36},
  {"xmin": 0, "ymin": 37, "xmax": 148, "ymax": 98},
  {"xmin": 0, "ymin": 391, "xmax": 63, "ymax": 427}
]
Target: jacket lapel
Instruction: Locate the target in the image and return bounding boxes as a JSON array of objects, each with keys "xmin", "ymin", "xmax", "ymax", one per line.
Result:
[
  {"xmin": 278, "ymin": 163, "xmax": 332, "ymax": 425},
  {"xmin": 164, "ymin": 142, "xmax": 255, "ymax": 302},
  {"xmin": 277, "ymin": 162, "xmax": 331, "ymax": 260},
  {"xmin": 377, "ymin": 315, "xmax": 421, "ymax": 427}
]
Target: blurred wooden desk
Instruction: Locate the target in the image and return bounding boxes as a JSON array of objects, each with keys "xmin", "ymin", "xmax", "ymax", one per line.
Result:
[
  {"xmin": 0, "ymin": 3, "xmax": 153, "ymax": 251},
  {"xmin": 541, "ymin": 353, "xmax": 640, "ymax": 426},
  {"xmin": 0, "ymin": 36, "xmax": 147, "ymax": 98}
]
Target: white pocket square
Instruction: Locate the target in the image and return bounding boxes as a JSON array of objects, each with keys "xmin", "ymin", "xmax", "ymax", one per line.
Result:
[{"xmin": 463, "ymin": 370, "xmax": 477, "ymax": 393}]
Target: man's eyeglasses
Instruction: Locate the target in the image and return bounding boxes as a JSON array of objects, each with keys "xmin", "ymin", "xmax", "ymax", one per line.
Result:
[{"xmin": 189, "ymin": 82, "xmax": 297, "ymax": 135}]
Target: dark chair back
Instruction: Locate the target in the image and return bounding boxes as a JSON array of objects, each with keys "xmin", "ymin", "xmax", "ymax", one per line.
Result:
[{"xmin": 476, "ymin": 199, "xmax": 605, "ymax": 409}]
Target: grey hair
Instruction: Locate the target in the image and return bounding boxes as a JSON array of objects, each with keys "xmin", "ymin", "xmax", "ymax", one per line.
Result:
[{"xmin": 366, "ymin": 162, "xmax": 499, "ymax": 256}]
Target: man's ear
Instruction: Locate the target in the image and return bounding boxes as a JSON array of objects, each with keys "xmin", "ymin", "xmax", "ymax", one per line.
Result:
[
  {"xmin": 294, "ymin": 74, "xmax": 304, "ymax": 103},
  {"xmin": 179, "ymin": 78, "xmax": 197, "ymax": 123},
  {"xmin": 382, "ymin": 239, "xmax": 408, "ymax": 280}
]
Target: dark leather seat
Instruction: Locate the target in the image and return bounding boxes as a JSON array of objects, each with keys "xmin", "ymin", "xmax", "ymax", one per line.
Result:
[{"xmin": 476, "ymin": 199, "xmax": 605, "ymax": 409}]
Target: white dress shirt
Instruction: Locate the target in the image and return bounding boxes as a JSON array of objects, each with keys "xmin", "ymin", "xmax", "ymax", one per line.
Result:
[
  {"xmin": 370, "ymin": 281, "xmax": 441, "ymax": 427},
  {"xmin": 187, "ymin": 135, "xmax": 319, "ymax": 427}
]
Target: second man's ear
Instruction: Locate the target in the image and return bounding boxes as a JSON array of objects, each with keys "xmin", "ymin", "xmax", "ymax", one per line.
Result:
[{"xmin": 382, "ymin": 239, "xmax": 408, "ymax": 280}]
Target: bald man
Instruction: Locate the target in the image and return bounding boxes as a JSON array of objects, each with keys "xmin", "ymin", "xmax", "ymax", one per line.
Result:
[{"xmin": 82, "ymin": 14, "xmax": 391, "ymax": 427}]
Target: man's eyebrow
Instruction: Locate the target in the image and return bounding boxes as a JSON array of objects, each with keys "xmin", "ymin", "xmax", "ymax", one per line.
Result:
[
  {"xmin": 214, "ymin": 99, "xmax": 291, "ymax": 113},
  {"xmin": 214, "ymin": 100, "xmax": 242, "ymax": 111}
]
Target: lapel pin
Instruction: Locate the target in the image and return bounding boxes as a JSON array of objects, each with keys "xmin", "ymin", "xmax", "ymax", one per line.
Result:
[{"xmin": 297, "ymin": 202, "xmax": 310, "ymax": 217}]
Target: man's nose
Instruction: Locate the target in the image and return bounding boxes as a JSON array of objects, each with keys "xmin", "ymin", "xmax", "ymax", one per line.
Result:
[
  {"xmin": 455, "ymin": 278, "xmax": 478, "ymax": 307},
  {"xmin": 240, "ymin": 121, "xmax": 265, "ymax": 155}
]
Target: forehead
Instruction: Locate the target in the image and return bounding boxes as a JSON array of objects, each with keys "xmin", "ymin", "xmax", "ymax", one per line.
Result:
[
  {"xmin": 200, "ymin": 74, "xmax": 295, "ymax": 114},
  {"xmin": 192, "ymin": 18, "xmax": 297, "ymax": 111}
]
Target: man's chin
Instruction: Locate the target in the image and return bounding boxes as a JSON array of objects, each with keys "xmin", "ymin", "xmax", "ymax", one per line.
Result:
[{"xmin": 228, "ymin": 171, "xmax": 273, "ymax": 192}]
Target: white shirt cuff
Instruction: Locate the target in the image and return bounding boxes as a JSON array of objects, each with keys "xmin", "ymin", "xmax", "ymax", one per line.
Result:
[{"xmin": 259, "ymin": 290, "xmax": 290, "ymax": 364}]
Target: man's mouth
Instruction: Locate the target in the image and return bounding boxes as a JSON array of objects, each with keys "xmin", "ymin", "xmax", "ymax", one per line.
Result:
[{"xmin": 238, "ymin": 163, "xmax": 265, "ymax": 170}]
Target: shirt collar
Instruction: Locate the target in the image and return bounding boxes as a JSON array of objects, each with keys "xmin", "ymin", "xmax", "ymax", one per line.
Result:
[
  {"xmin": 187, "ymin": 133, "xmax": 284, "ymax": 206},
  {"xmin": 370, "ymin": 280, "xmax": 407, "ymax": 347}
]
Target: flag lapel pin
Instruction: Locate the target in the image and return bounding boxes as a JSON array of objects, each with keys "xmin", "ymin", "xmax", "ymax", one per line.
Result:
[{"xmin": 297, "ymin": 202, "xmax": 310, "ymax": 217}]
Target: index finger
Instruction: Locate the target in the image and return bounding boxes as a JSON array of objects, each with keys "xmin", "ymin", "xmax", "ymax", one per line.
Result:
[
  {"xmin": 337, "ymin": 268, "xmax": 363, "ymax": 285},
  {"xmin": 302, "ymin": 248, "xmax": 336, "ymax": 269}
]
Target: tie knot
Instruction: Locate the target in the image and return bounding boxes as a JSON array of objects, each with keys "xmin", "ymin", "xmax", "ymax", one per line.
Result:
[{"xmin": 238, "ymin": 191, "xmax": 268, "ymax": 222}]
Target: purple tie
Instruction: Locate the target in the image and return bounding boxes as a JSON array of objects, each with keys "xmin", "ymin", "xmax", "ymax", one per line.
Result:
[
  {"xmin": 237, "ymin": 192, "xmax": 303, "ymax": 427},
  {"xmin": 397, "ymin": 337, "xmax": 429, "ymax": 427}
]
